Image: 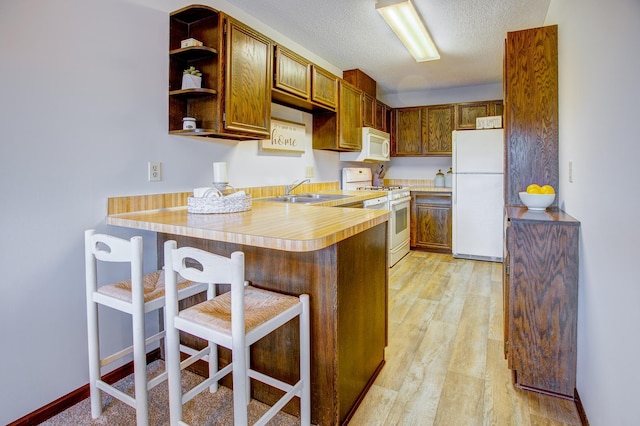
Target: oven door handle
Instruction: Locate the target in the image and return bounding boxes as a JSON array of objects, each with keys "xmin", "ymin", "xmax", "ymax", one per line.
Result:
[{"xmin": 389, "ymin": 196, "xmax": 411, "ymax": 207}]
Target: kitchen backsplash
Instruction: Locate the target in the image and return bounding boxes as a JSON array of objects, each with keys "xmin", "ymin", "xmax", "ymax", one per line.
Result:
[
  {"xmin": 107, "ymin": 182, "xmax": 340, "ymax": 215},
  {"xmin": 385, "ymin": 179, "xmax": 434, "ymax": 187}
]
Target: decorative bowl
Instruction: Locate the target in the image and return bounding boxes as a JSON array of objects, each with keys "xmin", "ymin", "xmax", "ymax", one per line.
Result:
[{"xmin": 518, "ymin": 192, "xmax": 555, "ymax": 211}]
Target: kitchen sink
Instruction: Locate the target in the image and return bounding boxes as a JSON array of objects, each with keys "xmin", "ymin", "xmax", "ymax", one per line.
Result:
[{"xmin": 260, "ymin": 193, "xmax": 352, "ymax": 204}]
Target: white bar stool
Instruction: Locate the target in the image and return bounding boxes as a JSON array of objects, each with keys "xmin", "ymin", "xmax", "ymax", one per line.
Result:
[
  {"xmin": 84, "ymin": 229, "xmax": 208, "ymax": 425},
  {"xmin": 163, "ymin": 240, "xmax": 311, "ymax": 426}
]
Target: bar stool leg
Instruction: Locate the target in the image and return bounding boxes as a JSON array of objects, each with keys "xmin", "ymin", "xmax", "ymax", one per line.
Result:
[
  {"xmin": 300, "ymin": 294, "xmax": 311, "ymax": 425},
  {"xmin": 132, "ymin": 296, "xmax": 149, "ymax": 426}
]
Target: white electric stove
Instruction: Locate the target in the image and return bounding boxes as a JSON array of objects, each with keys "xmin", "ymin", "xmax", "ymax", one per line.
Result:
[{"xmin": 342, "ymin": 168, "xmax": 411, "ymax": 267}]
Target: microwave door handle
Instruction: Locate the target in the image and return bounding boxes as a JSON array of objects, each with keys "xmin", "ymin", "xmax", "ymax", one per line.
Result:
[{"xmin": 382, "ymin": 140, "xmax": 390, "ymax": 157}]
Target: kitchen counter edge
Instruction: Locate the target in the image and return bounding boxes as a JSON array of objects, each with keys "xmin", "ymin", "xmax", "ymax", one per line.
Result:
[{"xmin": 107, "ymin": 191, "xmax": 389, "ymax": 252}]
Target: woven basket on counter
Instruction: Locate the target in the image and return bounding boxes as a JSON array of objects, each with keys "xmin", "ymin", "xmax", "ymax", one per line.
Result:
[{"xmin": 187, "ymin": 193, "xmax": 252, "ymax": 214}]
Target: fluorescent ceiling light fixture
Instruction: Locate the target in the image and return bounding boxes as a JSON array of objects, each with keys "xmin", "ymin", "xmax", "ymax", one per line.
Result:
[{"xmin": 376, "ymin": 0, "xmax": 440, "ymax": 62}]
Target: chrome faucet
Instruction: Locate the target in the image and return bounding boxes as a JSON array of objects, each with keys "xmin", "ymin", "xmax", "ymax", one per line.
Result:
[{"xmin": 285, "ymin": 178, "xmax": 310, "ymax": 196}]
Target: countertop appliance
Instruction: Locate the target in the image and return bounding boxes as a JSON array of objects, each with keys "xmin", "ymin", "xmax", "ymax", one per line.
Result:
[
  {"xmin": 342, "ymin": 167, "xmax": 411, "ymax": 267},
  {"xmin": 452, "ymin": 129, "xmax": 504, "ymax": 262},
  {"xmin": 339, "ymin": 128, "xmax": 391, "ymax": 162}
]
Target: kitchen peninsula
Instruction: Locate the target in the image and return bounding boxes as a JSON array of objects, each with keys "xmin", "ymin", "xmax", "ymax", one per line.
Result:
[{"xmin": 106, "ymin": 191, "xmax": 389, "ymax": 425}]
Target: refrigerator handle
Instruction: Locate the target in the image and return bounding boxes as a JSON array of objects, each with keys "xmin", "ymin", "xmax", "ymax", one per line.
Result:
[{"xmin": 452, "ymin": 175, "xmax": 456, "ymax": 205}]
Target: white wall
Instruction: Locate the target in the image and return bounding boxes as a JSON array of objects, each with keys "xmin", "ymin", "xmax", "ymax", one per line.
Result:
[{"xmin": 545, "ymin": 0, "xmax": 640, "ymax": 424}]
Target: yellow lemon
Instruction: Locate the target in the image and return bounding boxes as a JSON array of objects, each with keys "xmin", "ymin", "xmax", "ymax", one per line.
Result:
[
  {"xmin": 541, "ymin": 185, "xmax": 555, "ymax": 194},
  {"xmin": 526, "ymin": 184, "xmax": 542, "ymax": 194}
]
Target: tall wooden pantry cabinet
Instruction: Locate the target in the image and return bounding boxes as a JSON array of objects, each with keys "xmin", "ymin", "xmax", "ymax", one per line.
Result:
[{"xmin": 503, "ymin": 25, "xmax": 580, "ymax": 400}]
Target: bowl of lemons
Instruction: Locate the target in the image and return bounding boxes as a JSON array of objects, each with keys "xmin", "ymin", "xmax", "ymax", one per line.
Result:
[{"xmin": 519, "ymin": 184, "xmax": 555, "ymax": 211}]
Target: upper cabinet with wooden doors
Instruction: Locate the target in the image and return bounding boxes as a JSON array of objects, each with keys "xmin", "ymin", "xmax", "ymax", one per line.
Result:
[
  {"xmin": 504, "ymin": 25, "xmax": 559, "ymax": 206},
  {"xmin": 455, "ymin": 100, "xmax": 504, "ymax": 130},
  {"xmin": 392, "ymin": 104, "xmax": 454, "ymax": 156},
  {"xmin": 273, "ymin": 45, "xmax": 310, "ymax": 101},
  {"xmin": 311, "ymin": 66, "xmax": 338, "ymax": 110},
  {"xmin": 391, "ymin": 99, "xmax": 504, "ymax": 156},
  {"xmin": 343, "ymin": 69, "xmax": 389, "ymax": 132},
  {"xmin": 425, "ymin": 104, "xmax": 455, "ymax": 155},
  {"xmin": 375, "ymin": 101, "xmax": 388, "ymax": 132},
  {"xmin": 392, "ymin": 107, "xmax": 424, "ymax": 156},
  {"xmin": 313, "ymin": 80, "xmax": 362, "ymax": 151},
  {"xmin": 222, "ymin": 16, "xmax": 272, "ymax": 136},
  {"xmin": 169, "ymin": 5, "xmax": 271, "ymax": 140},
  {"xmin": 272, "ymin": 45, "xmax": 338, "ymax": 113}
]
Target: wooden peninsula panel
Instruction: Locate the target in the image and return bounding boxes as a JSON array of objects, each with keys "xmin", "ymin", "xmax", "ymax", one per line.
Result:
[{"xmin": 157, "ymin": 223, "xmax": 387, "ymax": 425}]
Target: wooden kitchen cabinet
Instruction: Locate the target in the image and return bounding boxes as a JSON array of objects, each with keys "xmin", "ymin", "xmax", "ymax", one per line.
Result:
[
  {"xmin": 392, "ymin": 107, "xmax": 424, "ymax": 155},
  {"xmin": 272, "ymin": 45, "xmax": 338, "ymax": 113},
  {"xmin": 391, "ymin": 99, "xmax": 503, "ymax": 155},
  {"xmin": 455, "ymin": 100, "xmax": 504, "ymax": 129},
  {"xmin": 273, "ymin": 45, "xmax": 310, "ymax": 100},
  {"xmin": 362, "ymin": 93, "xmax": 376, "ymax": 128},
  {"xmin": 504, "ymin": 25, "xmax": 558, "ymax": 206},
  {"xmin": 366, "ymin": 98, "xmax": 389, "ymax": 132},
  {"xmin": 222, "ymin": 16, "xmax": 272, "ymax": 136},
  {"xmin": 343, "ymin": 68, "xmax": 376, "ymax": 97},
  {"xmin": 424, "ymin": 104, "xmax": 455, "ymax": 155},
  {"xmin": 169, "ymin": 5, "xmax": 271, "ymax": 140},
  {"xmin": 311, "ymin": 66, "xmax": 338, "ymax": 109},
  {"xmin": 343, "ymin": 69, "xmax": 389, "ymax": 132},
  {"xmin": 410, "ymin": 192, "xmax": 452, "ymax": 253},
  {"xmin": 504, "ymin": 206, "xmax": 579, "ymax": 398},
  {"xmin": 375, "ymin": 101, "xmax": 388, "ymax": 132},
  {"xmin": 392, "ymin": 105, "xmax": 454, "ymax": 156},
  {"xmin": 313, "ymin": 79, "xmax": 362, "ymax": 151}
]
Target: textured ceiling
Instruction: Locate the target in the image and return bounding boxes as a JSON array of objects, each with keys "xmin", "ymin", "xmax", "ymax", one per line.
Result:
[{"xmin": 227, "ymin": 0, "xmax": 550, "ymax": 96}]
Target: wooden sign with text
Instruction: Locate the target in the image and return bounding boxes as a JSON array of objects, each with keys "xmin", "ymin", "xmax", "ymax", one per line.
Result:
[{"xmin": 260, "ymin": 118, "xmax": 306, "ymax": 153}]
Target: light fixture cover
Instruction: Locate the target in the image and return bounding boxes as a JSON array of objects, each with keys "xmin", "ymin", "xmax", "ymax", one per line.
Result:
[{"xmin": 376, "ymin": 0, "xmax": 440, "ymax": 62}]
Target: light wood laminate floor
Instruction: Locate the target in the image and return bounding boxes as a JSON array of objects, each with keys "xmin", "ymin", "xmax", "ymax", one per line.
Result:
[{"xmin": 349, "ymin": 251, "xmax": 582, "ymax": 426}]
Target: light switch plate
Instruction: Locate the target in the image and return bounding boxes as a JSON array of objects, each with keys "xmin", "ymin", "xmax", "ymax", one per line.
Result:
[{"xmin": 305, "ymin": 166, "xmax": 315, "ymax": 178}]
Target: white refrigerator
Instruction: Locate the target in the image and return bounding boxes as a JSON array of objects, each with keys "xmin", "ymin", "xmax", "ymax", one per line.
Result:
[{"xmin": 452, "ymin": 129, "xmax": 504, "ymax": 262}]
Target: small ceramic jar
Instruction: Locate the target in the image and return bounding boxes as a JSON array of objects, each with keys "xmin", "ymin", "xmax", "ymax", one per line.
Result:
[
  {"xmin": 183, "ymin": 117, "xmax": 196, "ymax": 130},
  {"xmin": 445, "ymin": 167, "xmax": 453, "ymax": 187},
  {"xmin": 435, "ymin": 169, "xmax": 445, "ymax": 187}
]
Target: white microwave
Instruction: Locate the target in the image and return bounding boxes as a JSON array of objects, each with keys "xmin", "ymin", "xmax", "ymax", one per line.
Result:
[{"xmin": 340, "ymin": 127, "xmax": 391, "ymax": 162}]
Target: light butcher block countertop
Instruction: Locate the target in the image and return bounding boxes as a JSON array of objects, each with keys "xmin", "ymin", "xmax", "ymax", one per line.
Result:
[{"xmin": 107, "ymin": 191, "xmax": 389, "ymax": 252}]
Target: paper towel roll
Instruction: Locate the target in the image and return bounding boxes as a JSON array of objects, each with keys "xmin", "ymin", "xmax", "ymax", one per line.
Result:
[{"xmin": 213, "ymin": 162, "xmax": 228, "ymax": 183}]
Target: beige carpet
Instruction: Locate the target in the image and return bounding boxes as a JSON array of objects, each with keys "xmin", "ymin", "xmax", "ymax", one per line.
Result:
[{"xmin": 42, "ymin": 360, "xmax": 300, "ymax": 425}]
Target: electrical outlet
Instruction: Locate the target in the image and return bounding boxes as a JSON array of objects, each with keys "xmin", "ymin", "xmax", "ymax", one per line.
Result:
[
  {"xmin": 305, "ymin": 166, "xmax": 315, "ymax": 178},
  {"xmin": 148, "ymin": 161, "xmax": 162, "ymax": 182}
]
